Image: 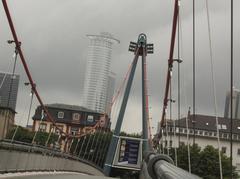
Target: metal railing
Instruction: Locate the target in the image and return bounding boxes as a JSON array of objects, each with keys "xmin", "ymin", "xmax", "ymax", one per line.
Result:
[
  {"xmin": 141, "ymin": 152, "xmax": 201, "ymax": 179},
  {"xmin": 0, "ymin": 140, "xmax": 104, "ymax": 175}
]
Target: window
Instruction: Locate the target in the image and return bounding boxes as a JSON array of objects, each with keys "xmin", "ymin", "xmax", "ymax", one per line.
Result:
[
  {"xmin": 176, "ymin": 127, "xmax": 179, "ymax": 133},
  {"xmin": 39, "ymin": 123, "xmax": 47, "ymax": 132},
  {"xmin": 199, "ymin": 131, "xmax": 203, "ymax": 135},
  {"xmin": 189, "ymin": 129, "xmax": 193, "ymax": 134},
  {"xmin": 233, "ymin": 134, "xmax": 238, "ymax": 140},
  {"xmin": 222, "ymin": 147, "xmax": 227, "ymax": 154},
  {"xmin": 238, "ymin": 149, "xmax": 240, "ymax": 155},
  {"xmin": 222, "ymin": 125, "xmax": 227, "ymax": 130},
  {"xmin": 169, "ymin": 140, "xmax": 173, "ymax": 148},
  {"xmin": 72, "ymin": 113, "xmax": 80, "ymax": 121},
  {"xmin": 209, "ymin": 132, "xmax": 212, "ymax": 136},
  {"xmin": 165, "ymin": 140, "xmax": 168, "ymax": 147},
  {"xmin": 213, "ymin": 132, "xmax": 217, "ymax": 137},
  {"xmin": 204, "ymin": 131, "xmax": 209, "ymax": 136},
  {"xmin": 87, "ymin": 115, "xmax": 94, "ymax": 122},
  {"xmin": 179, "ymin": 128, "xmax": 183, "ymax": 133},
  {"xmin": 71, "ymin": 127, "xmax": 79, "ymax": 136},
  {"xmin": 58, "ymin": 111, "xmax": 64, "ymax": 119},
  {"xmin": 223, "ymin": 133, "xmax": 228, "ymax": 139}
]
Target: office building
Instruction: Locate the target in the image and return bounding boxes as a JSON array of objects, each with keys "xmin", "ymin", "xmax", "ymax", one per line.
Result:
[
  {"xmin": 0, "ymin": 72, "xmax": 20, "ymax": 111},
  {"xmin": 0, "ymin": 72, "xmax": 19, "ymax": 139},
  {"xmin": 224, "ymin": 88, "xmax": 240, "ymax": 119},
  {"xmin": 157, "ymin": 114, "xmax": 240, "ymax": 173},
  {"xmin": 82, "ymin": 32, "xmax": 119, "ymax": 113},
  {"xmin": 105, "ymin": 72, "xmax": 116, "ymax": 115}
]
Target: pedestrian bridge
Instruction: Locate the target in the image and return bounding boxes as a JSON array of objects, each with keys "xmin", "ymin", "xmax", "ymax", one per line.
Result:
[{"xmin": 0, "ymin": 140, "xmax": 104, "ymax": 176}]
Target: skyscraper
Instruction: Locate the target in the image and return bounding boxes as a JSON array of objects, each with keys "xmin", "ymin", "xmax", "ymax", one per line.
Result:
[
  {"xmin": 105, "ymin": 72, "xmax": 116, "ymax": 115},
  {"xmin": 0, "ymin": 72, "xmax": 20, "ymax": 111},
  {"xmin": 224, "ymin": 88, "xmax": 240, "ymax": 119},
  {"xmin": 82, "ymin": 32, "xmax": 119, "ymax": 113}
]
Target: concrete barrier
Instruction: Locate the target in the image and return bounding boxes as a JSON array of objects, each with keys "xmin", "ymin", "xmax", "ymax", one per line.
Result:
[{"xmin": 0, "ymin": 141, "xmax": 104, "ymax": 176}]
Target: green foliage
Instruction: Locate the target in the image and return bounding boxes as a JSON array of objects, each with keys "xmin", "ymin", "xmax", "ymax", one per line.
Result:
[
  {"xmin": 120, "ymin": 131, "xmax": 142, "ymax": 138},
  {"xmin": 71, "ymin": 131, "xmax": 113, "ymax": 168},
  {"xmin": 6, "ymin": 125, "xmax": 58, "ymax": 146},
  {"xmin": 166, "ymin": 144, "xmax": 238, "ymax": 179}
]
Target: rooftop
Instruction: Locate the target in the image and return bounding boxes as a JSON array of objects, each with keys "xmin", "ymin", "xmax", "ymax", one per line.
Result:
[
  {"xmin": 172, "ymin": 114, "xmax": 240, "ymax": 134},
  {"xmin": 45, "ymin": 103, "xmax": 100, "ymax": 114}
]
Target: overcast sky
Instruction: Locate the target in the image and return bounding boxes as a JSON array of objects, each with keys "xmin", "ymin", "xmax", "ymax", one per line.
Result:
[{"xmin": 0, "ymin": 0, "xmax": 240, "ymax": 134}]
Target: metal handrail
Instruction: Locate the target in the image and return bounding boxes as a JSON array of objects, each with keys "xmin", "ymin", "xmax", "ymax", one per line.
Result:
[{"xmin": 143, "ymin": 152, "xmax": 202, "ymax": 179}]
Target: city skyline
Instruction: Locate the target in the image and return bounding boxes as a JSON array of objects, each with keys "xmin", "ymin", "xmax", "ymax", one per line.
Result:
[{"xmin": 0, "ymin": 0, "xmax": 239, "ymax": 133}]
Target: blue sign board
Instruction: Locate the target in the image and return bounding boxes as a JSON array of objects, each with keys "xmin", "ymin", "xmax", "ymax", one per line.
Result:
[{"xmin": 118, "ymin": 139, "xmax": 140, "ymax": 165}]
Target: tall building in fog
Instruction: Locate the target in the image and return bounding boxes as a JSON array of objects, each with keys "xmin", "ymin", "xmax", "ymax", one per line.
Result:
[
  {"xmin": 224, "ymin": 88, "xmax": 240, "ymax": 119},
  {"xmin": 82, "ymin": 32, "xmax": 119, "ymax": 113},
  {"xmin": 0, "ymin": 72, "xmax": 20, "ymax": 111},
  {"xmin": 105, "ymin": 72, "xmax": 116, "ymax": 115}
]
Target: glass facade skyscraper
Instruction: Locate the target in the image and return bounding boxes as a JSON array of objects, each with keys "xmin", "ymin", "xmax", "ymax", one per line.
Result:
[
  {"xmin": 0, "ymin": 72, "xmax": 20, "ymax": 111},
  {"xmin": 224, "ymin": 88, "xmax": 240, "ymax": 119},
  {"xmin": 82, "ymin": 32, "xmax": 119, "ymax": 113}
]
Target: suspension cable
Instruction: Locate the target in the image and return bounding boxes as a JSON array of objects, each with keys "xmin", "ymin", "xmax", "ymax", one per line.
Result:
[
  {"xmin": 94, "ymin": 130, "xmax": 109, "ymax": 164},
  {"xmin": 186, "ymin": 108, "xmax": 191, "ymax": 173},
  {"xmin": 181, "ymin": 45, "xmax": 191, "ymax": 173},
  {"xmin": 205, "ymin": 1, "xmax": 223, "ymax": 178},
  {"xmin": 230, "ymin": 0, "xmax": 233, "ymax": 178},
  {"xmin": 192, "ymin": 0, "xmax": 196, "ymax": 146},
  {"xmin": 177, "ymin": 0, "xmax": 181, "ymax": 150}
]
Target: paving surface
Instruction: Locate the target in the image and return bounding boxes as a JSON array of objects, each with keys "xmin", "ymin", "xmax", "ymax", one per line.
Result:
[{"xmin": 0, "ymin": 172, "xmax": 115, "ymax": 179}]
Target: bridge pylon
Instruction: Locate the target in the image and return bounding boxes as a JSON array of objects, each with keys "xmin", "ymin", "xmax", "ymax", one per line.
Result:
[{"xmin": 103, "ymin": 34, "xmax": 154, "ymax": 176}]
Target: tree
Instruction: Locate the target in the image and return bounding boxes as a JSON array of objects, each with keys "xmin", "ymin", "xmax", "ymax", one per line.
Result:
[
  {"xmin": 167, "ymin": 144, "xmax": 238, "ymax": 179},
  {"xmin": 6, "ymin": 125, "xmax": 58, "ymax": 146}
]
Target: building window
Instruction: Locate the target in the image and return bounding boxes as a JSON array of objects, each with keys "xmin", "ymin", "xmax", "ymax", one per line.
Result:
[
  {"xmin": 204, "ymin": 131, "xmax": 209, "ymax": 136},
  {"xmin": 189, "ymin": 129, "xmax": 193, "ymax": 134},
  {"xmin": 222, "ymin": 125, "xmax": 227, "ymax": 130},
  {"xmin": 71, "ymin": 127, "xmax": 79, "ymax": 136},
  {"xmin": 238, "ymin": 135, "xmax": 240, "ymax": 140},
  {"xmin": 72, "ymin": 113, "xmax": 80, "ymax": 121},
  {"xmin": 222, "ymin": 147, "xmax": 227, "ymax": 154},
  {"xmin": 213, "ymin": 132, "xmax": 217, "ymax": 137},
  {"xmin": 165, "ymin": 140, "xmax": 168, "ymax": 147},
  {"xmin": 199, "ymin": 131, "xmax": 203, "ymax": 135},
  {"xmin": 39, "ymin": 123, "xmax": 47, "ymax": 132},
  {"xmin": 238, "ymin": 149, "xmax": 240, "ymax": 155},
  {"xmin": 233, "ymin": 134, "xmax": 238, "ymax": 140},
  {"xmin": 87, "ymin": 115, "xmax": 94, "ymax": 122},
  {"xmin": 58, "ymin": 111, "xmax": 64, "ymax": 119},
  {"xmin": 223, "ymin": 133, "xmax": 228, "ymax": 139},
  {"xmin": 179, "ymin": 128, "xmax": 183, "ymax": 133},
  {"xmin": 209, "ymin": 132, "xmax": 212, "ymax": 136},
  {"xmin": 169, "ymin": 140, "xmax": 173, "ymax": 148}
]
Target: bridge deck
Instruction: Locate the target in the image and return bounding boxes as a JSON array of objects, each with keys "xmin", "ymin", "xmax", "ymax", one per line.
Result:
[{"xmin": 0, "ymin": 172, "xmax": 114, "ymax": 179}]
